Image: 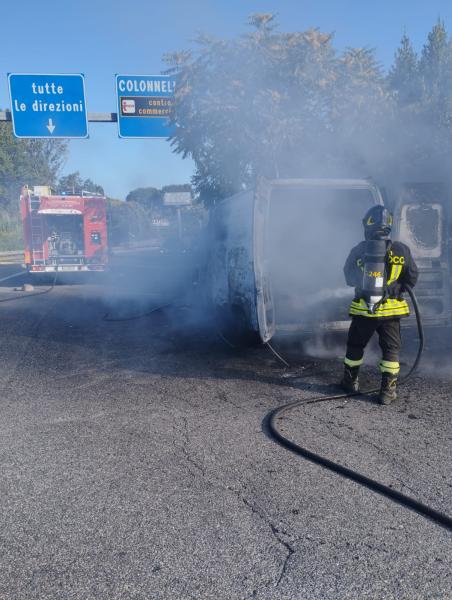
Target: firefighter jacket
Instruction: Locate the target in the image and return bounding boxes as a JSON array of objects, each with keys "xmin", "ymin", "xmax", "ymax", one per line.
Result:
[{"xmin": 344, "ymin": 240, "xmax": 418, "ymax": 318}]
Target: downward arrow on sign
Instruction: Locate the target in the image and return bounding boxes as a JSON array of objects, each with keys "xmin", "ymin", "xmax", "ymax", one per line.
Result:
[{"xmin": 46, "ymin": 118, "xmax": 55, "ymax": 134}]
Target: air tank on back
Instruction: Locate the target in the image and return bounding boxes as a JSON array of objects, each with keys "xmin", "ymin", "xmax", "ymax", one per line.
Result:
[{"xmin": 361, "ymin": 239, "xmax": 387, "ymax": 313}]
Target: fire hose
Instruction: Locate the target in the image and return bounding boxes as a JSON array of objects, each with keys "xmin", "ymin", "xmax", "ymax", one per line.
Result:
[
  {"xmin": 102, "ymin": 304, "xmax": 172, "ymax": 322},
  {"xmin": 265, "ymin": 285, "xmax": 452, "ymax": 532},
  {"xmin": 2, "ymin": 269, "xmax": 450, "ymax": 530},
  {"xmin": 0, "ymin": 268, "xmax": 58, "ymax": 303}
]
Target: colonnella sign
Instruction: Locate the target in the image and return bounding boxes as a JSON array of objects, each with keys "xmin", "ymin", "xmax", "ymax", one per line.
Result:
[{"xmin": 5, "ymin": 73, "xmax": 175, "ymax": 139}]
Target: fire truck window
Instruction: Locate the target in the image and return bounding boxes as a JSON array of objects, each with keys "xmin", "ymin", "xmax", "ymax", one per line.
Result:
[{"xmin": 91, "ymin": 232, "xmax": 101, "ymax": 244}]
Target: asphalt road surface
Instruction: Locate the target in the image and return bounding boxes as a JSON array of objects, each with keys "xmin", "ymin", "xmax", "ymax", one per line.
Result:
[{"xmin": 0, "ymin": 262, "xmax": 451, "ymax": 600}]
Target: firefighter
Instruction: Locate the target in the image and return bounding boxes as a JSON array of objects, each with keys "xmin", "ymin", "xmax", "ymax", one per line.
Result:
[
  {"xmin": 48, "ymin": 230, "xmax": 59, "ymax": 257},
  {"xmin": 341, "ymin": 205, "xmax": 418, "ymax": 404}
]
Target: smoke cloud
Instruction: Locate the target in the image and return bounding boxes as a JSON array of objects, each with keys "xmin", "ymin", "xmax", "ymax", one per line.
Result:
[{"xmin": 163, "ymin": 15, "xmax": 452, "ymax": 373}]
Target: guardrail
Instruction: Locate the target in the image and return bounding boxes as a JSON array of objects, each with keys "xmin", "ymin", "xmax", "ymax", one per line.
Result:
[{"xmin": 0, "ymin": 251, "xmax": 24, "ymax": 263}]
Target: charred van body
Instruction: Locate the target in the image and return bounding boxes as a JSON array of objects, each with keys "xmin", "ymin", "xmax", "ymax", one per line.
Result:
[
  {"xmin": 395, "ymin": 182, "xmax": 450, "ymax": 327},
  {"xmin": 208, "ymin": 178, "xmax": 451, "ymax": 345}
]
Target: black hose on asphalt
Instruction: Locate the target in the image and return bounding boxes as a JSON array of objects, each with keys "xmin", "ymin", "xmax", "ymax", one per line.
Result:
[
  {"xmin": 3, "ymin": 272, "xmax": 449, "ymax": 529},
  {"xmin": 0, "ymin": 269, "xmax": 58, "ymax": 303},
  {"xmin": 102, "ymin": 304, "xmax": 172, "ymax": 322},
  {"xmin": 102, "ymin": 303, "xmax": 192, "ymax": 322},
  {"xmin": 265, "ymin": 286, "xmax": 452, "ymax": 532}
]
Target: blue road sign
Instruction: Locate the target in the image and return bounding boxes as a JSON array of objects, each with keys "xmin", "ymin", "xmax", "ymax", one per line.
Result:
[
  {"xmin": 116, "ymin": 75, "xmax": 176, "ymax": 138},
  {"xmin": 8, "ymin": 73, "xmax": 88, "ymax": 138}
]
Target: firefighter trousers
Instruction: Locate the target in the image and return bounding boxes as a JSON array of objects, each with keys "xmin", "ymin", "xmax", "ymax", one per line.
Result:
[{"xmin": 344, "ymin": 317, "xmax": 401, "ymax": 376}]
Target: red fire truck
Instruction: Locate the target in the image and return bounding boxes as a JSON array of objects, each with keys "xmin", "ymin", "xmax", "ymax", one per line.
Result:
[{"xmin": 20, "ymin": 186, "xmax": 108, "ymax": 274}]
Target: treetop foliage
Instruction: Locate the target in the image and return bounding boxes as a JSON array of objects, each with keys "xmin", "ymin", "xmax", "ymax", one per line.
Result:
[
  {"xmin": 0, "ymin": 122, "xmax": 67, "ymax": 210},
  {"xmin": 2, "ymin": 14, "xmax": 452, "ymax": 218},
  {"xmin": 57, "ymin": 171, "xmax": 104, "ymax": 195},
  {"xmin": 165, "ymin": 14, "xmax": 452, "ymax": 203},
  {"xmin": 126, "ymin": 184, "xmax": 192, "ymax": 211}
]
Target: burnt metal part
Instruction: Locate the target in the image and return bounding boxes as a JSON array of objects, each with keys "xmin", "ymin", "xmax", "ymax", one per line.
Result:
[{"xmin": 209, "ymin": 178, "xmax": 384, "ymax": 345}]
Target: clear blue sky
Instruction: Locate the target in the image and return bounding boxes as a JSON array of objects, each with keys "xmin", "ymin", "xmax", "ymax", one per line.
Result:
[{"xmin": 1, "ymin": 0, "xmax": 451, "ymax": 199}]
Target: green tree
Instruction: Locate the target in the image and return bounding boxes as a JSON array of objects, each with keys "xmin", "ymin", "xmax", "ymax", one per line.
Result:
[
  {"xmin": 419, "ymin": 19, "xmax": 450, "ymax": 87},
  {"xmin": 161, "ymin": 183, "xmax": 192, "ymax": 194},
  {"xmin": 164, "ymin": 14, "xmax": 390, "ymax": 202},
  {"xmin": 0, "ymin": 121, "xmax": 67, "ymax": 211},
  {"xmin": 58, "ymin": 172, "xmax": 83, "ymax": 193},
  {"xmin": 329, "ymin": 47, "xmax": 391, "ymax": 178},
  {"xmin": 125, "ymin": 187, "xmax": 163, "ymax": 211},
  {"xmin": 388, "ymin": 34, "xmax": 420, "ymax": 106},
  {"xmin": 82, "ymin": 178, "xmax": 104, "ymax": 195},
  {"xmin": 58, "ymin": 171, "xmax": 104, "ymax": 195},
  {"xmin": 418, "ymin": 19, "xmax": 452, "ymax": 129},
  {"xmin": 107, "ymin": 199, "xmax": 150, "ymax": 246},
  {"xmin": 0, "ymin": 121, "xmax": 67, "ymax": 248}
]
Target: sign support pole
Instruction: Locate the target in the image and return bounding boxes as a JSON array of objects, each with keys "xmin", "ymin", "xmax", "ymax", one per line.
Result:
[
  {"xmin": 0, "ymin": 111, "xmax": 118, "ymax": 123},
  {"xmin": 177, "ymin": 208, "xmax": 182, "ymax": 241}
]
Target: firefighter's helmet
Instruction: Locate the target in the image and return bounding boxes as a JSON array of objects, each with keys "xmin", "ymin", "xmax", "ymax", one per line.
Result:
[{"xmin": 363, "ymin": 205, "xmax": 393, "ymax": 240}]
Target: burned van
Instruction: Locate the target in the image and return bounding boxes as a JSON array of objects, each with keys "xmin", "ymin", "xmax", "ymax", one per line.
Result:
[
  {"xmin": 209, "ymin": 178, "xmax": 384, "ymax": 343},
  {"xmin": 209, "ymin": 178, "xmax": 452, "ymax": 344}
]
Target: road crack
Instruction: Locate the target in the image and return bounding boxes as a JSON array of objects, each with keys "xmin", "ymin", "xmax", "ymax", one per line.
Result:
[
  {"xmin": 217, "ymin": 390, "xmax": 243, "ymax": 410},
  {"xmin": 173, "ymin": 413, "xmax": 296, "ymax": 590},
  {"xmin": 173, "ymin": 415, "xmax": 206, "ymax": 477},
  {"xmin": 241, "ymin": 497, "xmax": 295, "ymax": 588}
]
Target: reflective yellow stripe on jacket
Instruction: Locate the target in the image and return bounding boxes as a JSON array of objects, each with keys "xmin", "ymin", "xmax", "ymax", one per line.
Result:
[
  {"xmin": 387, "ymin": 264, "xmax": 402, "ymax": 286},
  {"xmin": 349, "ymin": 298, "xmax": 410, "ymax": 318}
]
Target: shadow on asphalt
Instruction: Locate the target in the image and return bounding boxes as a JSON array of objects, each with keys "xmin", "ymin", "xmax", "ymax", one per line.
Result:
[
  {"xmin": 0, "ymin": 288, "xmax": 390, "ymax": 399},
  {"xmin": 1, "ymin": 254, "xmax": 450, "ymax": 394}
]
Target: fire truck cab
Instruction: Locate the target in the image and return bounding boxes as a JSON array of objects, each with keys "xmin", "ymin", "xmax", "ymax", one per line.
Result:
[{"xmin": 21, "ymin": 186, "xmax": 108, "ymax": 274}]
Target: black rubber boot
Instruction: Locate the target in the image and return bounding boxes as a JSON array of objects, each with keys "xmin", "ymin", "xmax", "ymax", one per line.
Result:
[
  {"xmin": 340, "ymin": 366, "xmax": 360, "ymax": 393},
  {"xmin": 379, "ymin": 374, "xmax": 398, "ymax": 405}
]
